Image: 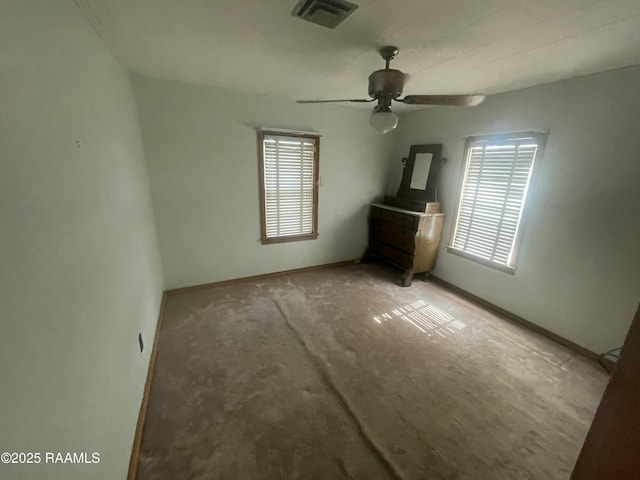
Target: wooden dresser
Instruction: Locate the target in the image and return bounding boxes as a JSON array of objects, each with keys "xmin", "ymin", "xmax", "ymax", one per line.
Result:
[{"xmin": 364, "ymin": 202, "xmax": 444, "ymax": 286}]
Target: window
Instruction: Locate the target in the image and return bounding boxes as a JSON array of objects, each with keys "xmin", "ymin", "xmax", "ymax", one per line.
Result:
[
  {"xmin": 448, "ymin": 132, "xmax": 546, "ymax": 273},
  {"xmin": 258, "ymin": 130, "xmax": 319, "ymax": 244}
]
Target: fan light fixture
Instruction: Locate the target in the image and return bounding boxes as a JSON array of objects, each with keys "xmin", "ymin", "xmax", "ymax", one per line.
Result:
[
  {"xmin": 297, "ymin": 46, "xmax": 485, "ymax": 131},
  {"xmin": 369, "ymin": 106, "xmax": 398, "ymax": 134}
]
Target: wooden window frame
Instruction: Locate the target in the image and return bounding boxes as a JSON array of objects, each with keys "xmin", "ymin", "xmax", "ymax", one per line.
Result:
[
  {"xmin": 447, "ymin": 131, "xmax": 547, "ymax": 273},
  {"xmin": 258, "ymin": 130, "xmax": 320, "ymax": 245}
]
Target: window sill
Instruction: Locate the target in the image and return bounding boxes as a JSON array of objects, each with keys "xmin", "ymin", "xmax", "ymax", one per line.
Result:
[
  {"xmin": 446, "ymin": 246, "xmax": 516, "ymax": 275},
  {"xmin": 261, "ymin": 233, "xmax": 319, "ymax": 245}
]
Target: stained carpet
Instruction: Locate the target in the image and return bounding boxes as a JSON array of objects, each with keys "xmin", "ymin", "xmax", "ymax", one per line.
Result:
[{"xmin": 137, "ymin": 263, "xmax": 608, "ymax": 479}]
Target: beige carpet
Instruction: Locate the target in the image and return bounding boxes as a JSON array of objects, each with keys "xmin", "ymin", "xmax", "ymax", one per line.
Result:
[{"xmin": 137, "ymin": 263, "xmax": 608, "ymax": 479}]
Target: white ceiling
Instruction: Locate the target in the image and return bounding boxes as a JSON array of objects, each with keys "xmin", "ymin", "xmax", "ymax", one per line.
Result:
[{"xmin": 79, "ymin": 0, "xmax": 640, "ymax": 109}]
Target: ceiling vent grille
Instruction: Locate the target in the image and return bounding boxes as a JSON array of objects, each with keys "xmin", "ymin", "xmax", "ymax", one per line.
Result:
[{"xmin": 291, "ymin": 0, "xmax": 359, "ymax": 29}]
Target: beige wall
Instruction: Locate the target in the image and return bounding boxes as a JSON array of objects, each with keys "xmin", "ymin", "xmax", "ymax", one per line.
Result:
[
  {"xmin": 132, "ymin": 74, "xmax": 395, "ymax": 290},
  {"xmin": 0, "ymin": 2, "xmax": 164, "ymax": 479},
  {"xmin": 391, "ymin": 66, "xmax": 640, "ymax": 354}
]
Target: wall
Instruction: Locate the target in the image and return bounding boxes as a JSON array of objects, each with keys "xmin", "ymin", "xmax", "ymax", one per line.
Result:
[
  {"xmin": 132, "ymin": 75, "xmax": 394, "ymax": 290},
  {"xmin": 391, "ymin": 66, "xmax": 640, "ymax": 354},
  {"xmin": 0, "ymin": 2, "xmax": 164, "ymax": 479}
]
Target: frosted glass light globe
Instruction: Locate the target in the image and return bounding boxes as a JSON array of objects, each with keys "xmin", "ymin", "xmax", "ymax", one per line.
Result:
[{"xmin": 369, "ymin": 108, "xmax": 398, "ymax": 134}]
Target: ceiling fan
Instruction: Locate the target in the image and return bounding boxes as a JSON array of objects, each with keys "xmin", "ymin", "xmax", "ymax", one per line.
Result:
[{"xmin": 297, "ymin": 46, "xmax": 485, "ymax": 134}]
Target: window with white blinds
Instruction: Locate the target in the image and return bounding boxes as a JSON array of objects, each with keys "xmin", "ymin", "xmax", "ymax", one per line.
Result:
[
  {"xmin": 448, "ymin": 132, "xmax": 546, "ymax": 272},
  {"xmin": 258, "ymin": 131, "xmax": 319, "ymax": 244}
]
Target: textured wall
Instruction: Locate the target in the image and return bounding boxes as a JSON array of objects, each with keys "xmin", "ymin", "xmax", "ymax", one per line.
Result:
[
  {"xmin": 0, "ymin": 1, "xmax": 164, "ymax": 479},
  {"xmin": 391, "ymin": 66, "xmax": 640, "ymax": 354},
  {"xmin": 132, "ymin": 74, "xmax": 395, "ymax": 289}
]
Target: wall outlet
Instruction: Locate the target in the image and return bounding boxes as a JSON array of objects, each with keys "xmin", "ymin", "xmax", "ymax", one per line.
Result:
[{"xmin": 138, "ymin": 333, "xmax": 144, "ymax": 353}]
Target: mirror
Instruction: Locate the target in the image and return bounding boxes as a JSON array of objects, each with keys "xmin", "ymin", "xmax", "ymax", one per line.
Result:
[
  {"xmin": 409, "ymin": 152, "xmax": 433, "ymax": 190},
  {"xmin": 396, "ymin": 144, "xmax": 443, "ymax": 202}
]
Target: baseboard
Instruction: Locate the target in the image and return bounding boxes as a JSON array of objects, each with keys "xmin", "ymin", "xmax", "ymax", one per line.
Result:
[
  {"xmin": 429, "ymin": 275, "xmax": 603, "ymax": 364},
  {"xmin": 165, "ymin": 260, "xmax": 360, "ymax": 296},
  {"xmin": 127, "ymin": 292, "xmax": 167, "ymax": 480}
]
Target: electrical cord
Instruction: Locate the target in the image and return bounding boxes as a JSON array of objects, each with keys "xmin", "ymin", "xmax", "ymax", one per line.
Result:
[{"xmin": 598, "ymin": 347, "xmax": 622, "ymax": 373}]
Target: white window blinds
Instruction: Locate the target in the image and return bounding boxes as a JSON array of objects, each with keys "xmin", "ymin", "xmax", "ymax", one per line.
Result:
[
  {"xmin": 260, "ymin": 132, "xmax": 318, "ymax": 242},
  {"xmin": 449, "ymin": 133, "xmax": 546, "ymax": 271}
]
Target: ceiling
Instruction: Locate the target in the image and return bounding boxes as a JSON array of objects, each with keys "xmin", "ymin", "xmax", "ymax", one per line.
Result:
[{"xmin": 79, "ymin": 0, "xmax": 640, "ymax": 109}]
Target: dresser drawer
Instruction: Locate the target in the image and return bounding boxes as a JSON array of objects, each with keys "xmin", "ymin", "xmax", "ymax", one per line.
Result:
[
  {"xmin": 371, "ymin": 206, "xmax": 419, "ymax": 230},
  {"xmin": 365, "ymin": 202, "xmax": 444, "ymax": 286},
  {"xmin": 370, "ymin": 240, "xmax": 412, "ymax": 268},
  {"xmin": 371, "ymin": 218, "xmax": 416, "ymax": 253}
]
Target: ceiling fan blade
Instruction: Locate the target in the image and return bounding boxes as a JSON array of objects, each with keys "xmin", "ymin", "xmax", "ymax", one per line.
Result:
[
  {"xmin": 296, "ymin": 99, "xmax": 374, "ymax": 104},
  {"xmin": 399, "ymin": 95, "xmax": 485, "ymax": 107}
]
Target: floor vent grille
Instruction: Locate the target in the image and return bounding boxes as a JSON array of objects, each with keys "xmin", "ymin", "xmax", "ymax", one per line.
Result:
[{"xmin": 291, "ymin": 0, "xmax": 359, "ymax": 29}]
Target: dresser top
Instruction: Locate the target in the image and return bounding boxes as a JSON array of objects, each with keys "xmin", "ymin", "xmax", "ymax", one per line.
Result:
[{"xmin": 371, "ymin": 202, "xmax": 445, "ymax": 218}]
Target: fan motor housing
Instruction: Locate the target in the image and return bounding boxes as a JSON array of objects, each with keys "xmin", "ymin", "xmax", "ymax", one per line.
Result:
[{"xmin": 368, "ymin": 69, "xmax": 405, "ymax": 99}]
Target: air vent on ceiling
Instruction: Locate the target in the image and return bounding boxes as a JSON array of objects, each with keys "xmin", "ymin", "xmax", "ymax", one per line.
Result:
[{"xmin": 291, "ymin": 0, "xmax": 359, "ymax": 30}]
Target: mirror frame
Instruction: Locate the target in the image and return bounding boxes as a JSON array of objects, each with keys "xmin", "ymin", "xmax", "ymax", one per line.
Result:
[{"xmin": 396, "ymin": 144, "xmax": 443, "ymax": 202}]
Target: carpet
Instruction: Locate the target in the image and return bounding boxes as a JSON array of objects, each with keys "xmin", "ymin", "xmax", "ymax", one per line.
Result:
[{"xmin": 137, "ymin": 263, "xmax": 608, "ymax": 479}]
